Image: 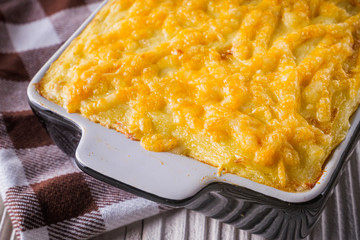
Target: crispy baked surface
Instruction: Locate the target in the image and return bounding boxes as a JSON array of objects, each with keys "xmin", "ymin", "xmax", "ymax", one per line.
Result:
[{"xmin": 38, "ymin": 0, "xmax": 360, "ymax": 191}]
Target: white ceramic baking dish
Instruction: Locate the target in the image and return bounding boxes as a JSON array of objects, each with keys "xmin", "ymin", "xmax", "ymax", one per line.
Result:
[{"xmin": 27, "ymin": 1, "xmax": 360, "ymax": 238}]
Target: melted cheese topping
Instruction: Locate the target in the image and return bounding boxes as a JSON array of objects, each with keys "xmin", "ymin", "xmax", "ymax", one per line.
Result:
[{"xmin": 39, "ymin": 0, "xmax": 360, "ymax": 191}]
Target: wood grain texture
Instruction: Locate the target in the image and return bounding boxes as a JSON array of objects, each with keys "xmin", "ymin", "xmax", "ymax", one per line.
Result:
[{"xmin": 0, "ymin": 198, "xmax": 15, "ymax": 240}]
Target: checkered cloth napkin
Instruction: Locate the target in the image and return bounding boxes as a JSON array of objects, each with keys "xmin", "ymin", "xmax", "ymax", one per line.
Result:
[{"xmin": 0, "ymin": 1, "xmax": 171, "ymax": 239}]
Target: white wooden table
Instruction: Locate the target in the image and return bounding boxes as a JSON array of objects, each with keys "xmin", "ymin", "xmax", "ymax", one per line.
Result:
[{"xmin": 1, "ymin": 144, "xmax": 360, "ymax": 240}]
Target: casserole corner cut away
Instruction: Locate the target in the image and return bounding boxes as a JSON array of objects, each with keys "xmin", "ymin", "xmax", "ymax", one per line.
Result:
[{"xmin": 38, "ymin": 0, "xmax": 360, "ymax": 192}]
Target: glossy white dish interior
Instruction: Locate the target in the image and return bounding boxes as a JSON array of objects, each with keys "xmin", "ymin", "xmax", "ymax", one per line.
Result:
[{"xmin": 27, "ymin": 0, "xmax": 360, "ymax": 203}]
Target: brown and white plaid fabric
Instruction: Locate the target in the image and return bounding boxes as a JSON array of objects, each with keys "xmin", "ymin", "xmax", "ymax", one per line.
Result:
[{"xmin": 0, "ymin": 1, "xmax": 171, "ymax": 239}]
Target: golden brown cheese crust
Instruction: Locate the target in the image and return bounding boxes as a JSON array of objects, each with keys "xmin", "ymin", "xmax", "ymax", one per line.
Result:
[{"xmin": 38, "ymin": 0, "xmax": 360, "ymax": 192}]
